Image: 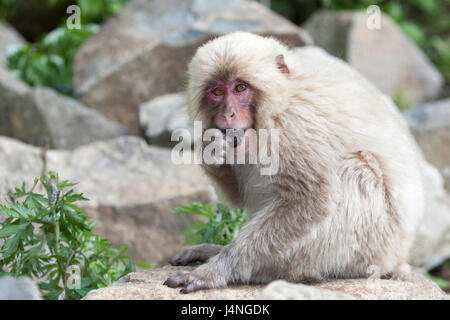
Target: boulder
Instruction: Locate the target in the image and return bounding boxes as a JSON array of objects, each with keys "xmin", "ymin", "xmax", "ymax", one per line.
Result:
[
  {"xmin": 403, "ymin": 99, "xmax": 450, "ymax": 191},
  {"xmin": 0, "ymin": 276, "xmax": 42, "ymax": 300},
  {"xmin": 74, "ymin": 0, "xmax": 312, "ymax": 133},
  {"xmin": 139, "ymin": 92, "xmax": 192, "ymax": 147},
  {"xmin": 0, "ymin": 136, "xmax": 214, "ymax": 265},
  {"xmin": 83, "ymin": 266, "xmax": 448, "ymax": 300},
  {"xmin": 0, "ymin": 21, "xmax": 26, "ymax": 67},
  {"xmin": 0, "ymin": 69, "xmax": 127, "ymax": 150},
  {"xmin": 303, "ymin": 10, "xmax": 443, "ymax": 105}
]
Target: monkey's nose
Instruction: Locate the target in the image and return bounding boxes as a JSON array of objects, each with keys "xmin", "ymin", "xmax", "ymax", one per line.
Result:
[{"xmin": 226, "ymin": 112, "xmax": 235, "ymax": 119}]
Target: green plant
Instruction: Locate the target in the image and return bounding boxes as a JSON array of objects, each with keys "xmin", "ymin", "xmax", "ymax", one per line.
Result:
[
  {"xmin": 0, "ymin": 0, "xmax": 19, "ymax": 20},
  {"xmin": 77, "ymin": 0, "xmax": 129, "ymax": 23},
  {"xmin": 0, "ymin": 172, "xmax": 134, "ymax": 300},
  {"xmin": 172, "ymin": 203, "xmax": 247, "ymax": 246},
  {"xmin": 3, "ymin": 0, "xmax": 130, "ymax": 95},
  {"xmin": 6, "ymin": 25, "xmax": 98, "ymax": 95},
  {"xmin": 425, "ymin": 272, "xmax": 450, "ymax": 291}
]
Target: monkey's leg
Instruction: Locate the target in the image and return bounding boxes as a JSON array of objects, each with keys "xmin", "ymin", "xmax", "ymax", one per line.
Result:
[
  {"xmin": 169, "ymin": 244, "xmax": 223, "ymax": 266},
  {"xmin": 338, "ymin": 150, "xmax": 408, "ymax": 277},
  {"xmin": 164, "ymin": 205, "xmax": 301, "ymax": 293}
]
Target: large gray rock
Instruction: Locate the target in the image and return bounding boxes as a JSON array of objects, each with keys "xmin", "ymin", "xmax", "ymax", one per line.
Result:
[
  {"xmin": 0, "ymin": 21, "xmax": 26, "ymax": 67},
  {"xmin": 404, "ymin": 99, "xmax": 450, "ymax": 191},
  {"xmin": 0, "ymin": 69, "xmax": 127, "ymax": 149},
  {"xmin": 0, "ymin": 276, "xmax": 42, "ymax": 300},
  {"xmin": 83, "ymin": 266, "xmax": 448, "ymax": 300},
  {"xmin": 74, "ymin": 0, "xmax": 311, "ymax": 133},
  {"xmin": 139, "ymin": 92, "xmax": 192, "ymax": 147},
  {"xmin": 303, "ymin": 10, "xmax": 443, "ymax": 105},
  {"xmin": 0, "ymin": 136, "xmax": 214, "ymax": 265}
]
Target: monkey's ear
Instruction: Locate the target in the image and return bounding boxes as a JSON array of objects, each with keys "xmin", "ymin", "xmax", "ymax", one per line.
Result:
[{"xmin": 276, "ymin": 54, "xmax": 289, "ymax": 74}]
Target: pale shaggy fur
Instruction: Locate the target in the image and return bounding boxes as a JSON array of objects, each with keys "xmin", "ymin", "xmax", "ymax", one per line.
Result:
[{"xmin": 166, "ymin": 32, "xmax": 425, "ymax": 292}]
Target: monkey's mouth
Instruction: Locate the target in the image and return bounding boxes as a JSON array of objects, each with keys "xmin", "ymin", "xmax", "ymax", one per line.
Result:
[{"xmin": 221, "ymin": 128, "xmax": 250, "ymax": 149}]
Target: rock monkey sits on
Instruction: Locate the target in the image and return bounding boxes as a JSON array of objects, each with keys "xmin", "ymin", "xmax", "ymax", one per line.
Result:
[{"xmin": 164, "ymin": 32, "xmax": 424, "ymax": 293}]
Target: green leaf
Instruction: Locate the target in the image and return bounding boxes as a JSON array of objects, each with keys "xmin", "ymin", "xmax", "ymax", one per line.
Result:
[
  {"xmin": 173, "ymin": 203, "xmax": 247, "ymax": 246},
  {"xmin": 399, "ymin": 21, "xmax": 425, "ymax": 45},
  {"xmin": 1, "ymin": 232, "xmax": 23, "ymax": 258},
  {"xmin": 0, "ymin": 223, "xmax": 29, "ymax": 238}
]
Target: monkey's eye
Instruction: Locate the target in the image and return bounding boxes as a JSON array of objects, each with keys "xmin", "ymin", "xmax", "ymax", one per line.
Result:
[
  {"xmin": 235, "ymin": 84, "xmax": 247, "ymax": 92},
  {"xmin": 212, "ymin": 88, "xmax": 224, "ymax": 96}
]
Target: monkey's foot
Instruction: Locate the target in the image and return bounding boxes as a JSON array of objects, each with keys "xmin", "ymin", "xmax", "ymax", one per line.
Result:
[
  {"xmin": 169, "ymin": 244, "xmax": 223, "ymax": 266},
  {"xmin": 164, "ymin": 260, "xmax": 227, "ymax": 293},
  {"xmin": 163, "ymin": 271, "xmax": 220, "ymax": 293}
]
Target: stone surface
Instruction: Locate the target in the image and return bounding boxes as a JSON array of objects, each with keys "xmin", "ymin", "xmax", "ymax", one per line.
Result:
[
  {"xmin": 139, "ymin": 92, "xmax": 192, "ymax": 147},
  {"xmin": 0, "ymin": 21, "xmax": 26, "ymax": 67},
  {"xmin": 0, "ymin": 68, "xmax": 127, "ymax": 150},
  {"xmin": 74, "ymin": 0, "xmax": 311, "ymax": 133},
  {"xmin": 309, "ymin": 275, "xmax": 447, "ymax": 300},
  {"xmin": 0, "ymin": 276, "xmax": 42, "ymax": 300},
  {"xmin": 303, "ymin": 10, "xmax": 443, "ymax": 105},
  {"xmin": 259, "ymin": 280, "xmax": 355, "ymax": 300},
  {"xmin": 84, "ymin": 266, "xmax": 262, "ymax": 300},
  {"xmin": 83, "ymin": 266, "xmax": 448, "ymax": 300},
  {"xmin": 404, "ymin": 99, "xmax": 450, "ymax": 191},
  {"xmin": 0, "ymin": 136, "xmax": 214, "ymax": 265}
]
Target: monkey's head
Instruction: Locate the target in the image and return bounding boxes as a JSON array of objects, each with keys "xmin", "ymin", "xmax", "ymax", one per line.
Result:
[{"xmin": 187, "ymin": 32, "xmax": 292, "ymax": 135}]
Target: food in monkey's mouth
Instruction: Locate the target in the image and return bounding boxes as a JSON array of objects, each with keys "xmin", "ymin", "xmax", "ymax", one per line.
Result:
[{"xmin": 224, "ymin": 128, "xmax": 246, "ymax": 148}]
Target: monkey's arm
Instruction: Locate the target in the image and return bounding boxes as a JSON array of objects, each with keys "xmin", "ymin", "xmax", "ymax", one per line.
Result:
[
  {"xmin": 164, "ymin": 202, "xmax": 300, "ymax": 292},
  {"xmin": 169, "ymin": 244, "xmax": 223, "ymax": 266},
  {"xmin": 202, "ymin": 164, "xmax": 242, "ymax": 208}
]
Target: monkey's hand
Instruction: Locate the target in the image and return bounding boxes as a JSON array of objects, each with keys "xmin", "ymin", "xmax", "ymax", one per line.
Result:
[
  {"xmin": 164, "ymin": 255, "xmax": 229, "ymax": 293},
  {"xmin": 164, "ymin": 202, "xmax": 296, "ymax": 293},
  {"xmin": 201, "ymin": 132, "xmax": 228, "ymax": 167},
  {"xmin": 169, "ymin": 244, "xmax": 223, "ymax": 266}
]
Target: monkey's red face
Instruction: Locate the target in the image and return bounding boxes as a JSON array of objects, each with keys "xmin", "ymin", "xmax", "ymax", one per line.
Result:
[{"xmin": 205, "ymin": 79, "xmax": 254, "ymax": 130}]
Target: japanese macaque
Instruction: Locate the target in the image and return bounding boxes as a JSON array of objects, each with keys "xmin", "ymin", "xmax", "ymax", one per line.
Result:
[{"xmin": 164, "ymin": 32, "xmax": 425, "ymax": 293}]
